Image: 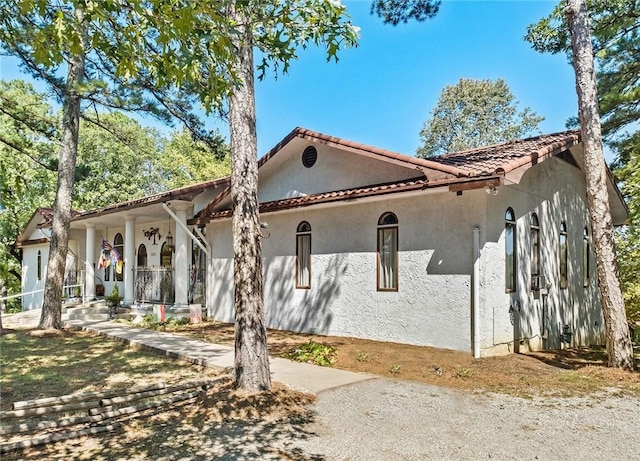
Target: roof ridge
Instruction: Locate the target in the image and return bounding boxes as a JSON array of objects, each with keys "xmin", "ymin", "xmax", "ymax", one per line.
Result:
[{"xmin": 291, "ymin": 127, "xmax": 468, "ymax": 177}]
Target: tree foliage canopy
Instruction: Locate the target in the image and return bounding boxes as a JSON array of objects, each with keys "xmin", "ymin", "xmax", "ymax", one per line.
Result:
[
  {"xmin": 525, "ymin": 0, "xmax": 640, "ymax": 140},
  {"xmin": 370, "ymin": 0, "xmax": 440, "ymax": 25},
  {"xmin": 526, "ymin": 0, "xmax": 640, "ymax": 325},
  {"xmin": 0, "ymin": 79, "xmax": 229, "ymax": 309},
  {"xmin": 613, "ymin": 131, "xmax": 640, "ymax": 324},
  {"xmin": 417, "ymin": 78, "xmax": 544, "ymax": 157},
  {"xmin": 0, "ymin": 80, "xmax": 58, "ymax": 310}
]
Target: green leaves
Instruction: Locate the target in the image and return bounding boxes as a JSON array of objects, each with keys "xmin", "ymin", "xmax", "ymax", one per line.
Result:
[
  {"xmin": 417, "ymin": 78, "xmax": 544, "ymax": 157},
  {"xmin": 370, "ymin": 0, "xmax": 440, "ymax": 26},
  {"xmin": 525, "ymin": 0, "xmax": 640, "ymax": 140},
  {"xmin": 283, "ymin": 340, "xmax": 337, "ymax": 367},
  {"xmin": 527, "ymin": 1, "xmax": 640, "ymax": 323}
]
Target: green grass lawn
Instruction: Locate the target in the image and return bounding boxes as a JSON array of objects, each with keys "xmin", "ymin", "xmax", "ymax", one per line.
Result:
[
  {"xmin": 0, "ymin": 328, "xmax": 310, "ymax": 461},
  {"xmin": 0, "ymin": 329, "xmax": 220, "ymax": 410}
]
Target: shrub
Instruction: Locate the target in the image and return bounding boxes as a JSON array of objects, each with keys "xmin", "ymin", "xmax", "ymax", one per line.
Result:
[
  {"xmin": 105, "ymin": 285, "xmax": 123, "ymax": 307},
  {"xmin": 389, "ymin": 364, "xmax": 401, "ymax": 375},
  {"xmin": 283, "ymin": 340, "xmax": 337, "ymax": 367}
]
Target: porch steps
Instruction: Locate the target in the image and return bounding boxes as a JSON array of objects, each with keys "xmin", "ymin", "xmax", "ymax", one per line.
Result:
[{"xmin": 62, "ymin": 300, "xmax": 110, "ymax": 322}]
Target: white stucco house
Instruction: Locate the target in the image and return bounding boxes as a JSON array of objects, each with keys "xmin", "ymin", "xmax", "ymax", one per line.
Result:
[{"xmin": 16, "ymin": 127, "xmax": 628, "ymax": 356}]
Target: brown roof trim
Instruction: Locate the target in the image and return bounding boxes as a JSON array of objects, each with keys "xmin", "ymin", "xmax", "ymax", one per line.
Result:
[
  {"xmin": 15, "ymin": 237, "xmax": 49, "ymax": 248},
  {"xmin": 16, "ymin": 207, "xmax": 53, "ymax": 243},
  {"xmin": 188, "ymin": 175, "xmax": 502, "ymax": 225},
  {"xmin": 194, "ymin": 127, "xmax": 470, "ymax": 220},
  {"xmin": 162, "ymin": 130, "xmax": 588, "ymax": 224},
  {"xmin": 72, "ymin": 176, "xmax": 230, "ymax": 221},
  {"xmin": 194, "ymin": 184, "xmax": 231, "ymax": 220}
]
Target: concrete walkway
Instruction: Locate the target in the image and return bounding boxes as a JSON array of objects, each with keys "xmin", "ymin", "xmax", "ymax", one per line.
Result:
[{"xmin": 49, "ymin": 316, "xmax": 374, "ymax": 395}]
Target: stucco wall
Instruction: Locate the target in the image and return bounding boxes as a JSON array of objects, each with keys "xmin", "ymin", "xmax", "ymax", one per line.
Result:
[
  {"xmin": 207, "ymin": 189, "xmax": 485, "ymax": 352},
  {"xmin": 482, "ymin": 156, "xmax": 604, "ymax": 355},
  {"xmin": 21, "ymin": 244, "xmax": 48, "ymax": 310},
  {"xmin": 21, "ymin": 238, "xmax": 79, "ymax": 310}
]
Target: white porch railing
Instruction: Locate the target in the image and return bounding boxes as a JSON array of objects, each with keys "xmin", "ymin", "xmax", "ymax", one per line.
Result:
[
  {"xmin": 1, "ymin": 283, "xmax": 86, "ymax": 311},
  {"xmin": 134, "ymin": 267, "xmax": 175, "ymax": 304},
  {"xmin": 188, "ymin": 267, "xmax": 206, "ymax": 305}
]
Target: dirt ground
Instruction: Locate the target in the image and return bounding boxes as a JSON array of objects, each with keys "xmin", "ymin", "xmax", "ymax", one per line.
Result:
[
  {"xmin": 2, "ymin": 324, "xmax": 639, "ymax": 460},
  {"xmin": 163, "ymin": 321, "xmax": 640, "ymax": 397}
]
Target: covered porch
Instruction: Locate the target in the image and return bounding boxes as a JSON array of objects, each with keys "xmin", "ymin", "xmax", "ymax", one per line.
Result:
[{"xmin": 67, "ymin": 198, "xmax": 210, "ymax": 313}]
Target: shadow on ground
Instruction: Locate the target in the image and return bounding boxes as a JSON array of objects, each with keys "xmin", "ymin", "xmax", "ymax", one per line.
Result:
[{"xmin": 3, "ymin": 383, "xmax": 325, "ymax": 461}]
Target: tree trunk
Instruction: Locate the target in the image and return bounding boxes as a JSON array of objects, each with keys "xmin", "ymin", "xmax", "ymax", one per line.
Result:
[
  {"xmin": 566, "ymin": 0, "xmax": 635, "ymax": 370},
  {"xmin": 228, "ymin": 2, "xmax": 272, "ymax": 391},
  {"xmin": 38, "ymin": 8, "xmax": 87, "ymax": 330}
]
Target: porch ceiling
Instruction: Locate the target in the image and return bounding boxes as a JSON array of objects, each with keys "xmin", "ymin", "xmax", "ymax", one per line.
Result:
[{"xmin": 68, "ymin": 200, "xmax": 192, "ymax": 230}]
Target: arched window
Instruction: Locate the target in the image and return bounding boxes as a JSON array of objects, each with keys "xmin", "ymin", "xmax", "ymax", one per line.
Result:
[
  {"xmin": 505, "ymin": 208, "xmax": 516, "ymax": 292},
  {"xmin": 161, "ymin": 242, "xmax": 173, "ymax": 268},
  {"xmin": 377, "ymin": 212, "xmax": 398, "ymax": 291},
  {"xmin": 530, "ymin": 213, "xmax": 541, "ymax": 291},
  {"xmin": 296, "ymin": 221, "xmax": 312, "ymax": 288},
  {"xmin": 114, "ymin": 233, "xmax": 124, "ymax": 281},
  {"xmin": 583, "ymin": 227, "xmax": 590, "ymax": 287},
  {"xmin": 559, "ymin": 221, "xmax": 568, "ymax": 289},
  {"xmin": 37, "ymin": 250, "xmax": 42, "ymax": 281},
  {"xmin": 137, "ymin": 244, "xmax": 147, "ymax": 267}
]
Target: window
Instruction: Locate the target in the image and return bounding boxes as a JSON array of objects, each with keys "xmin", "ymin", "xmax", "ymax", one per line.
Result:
[
  {"xmin": 505, "ymin": 208, "xmax": 516, "ymax": 292},
  {"xmin": 530, "ymin": 213, "xmax": 541, "ymax": 291},
  {"xmin": 559, "ymin": 221, "xmax": 568, "ymax": 289},
  {"xmin": 114, "ymin": 233, "xmax": 124, "ymax": 282},
  {"xmin": 296, "ymin": 221, "xmax": 311, "ymax": 288},
  {"xmin": 137, "ymin": 244, "xmax": 147, "ymax": 267},
  {"xmin": 161, "ymin": 242, "xmax": 172, "ymax": 268},
  {"xmin": 37, "ymin": 250, "xmax": 42, "ymax": 281},
  {"xmin": 583, "ymin": 227, "xmax": 590, "ymax": 287},
  {"xmin": 377, "ymin": 212, "xmax": 398, "ymax": 291}
]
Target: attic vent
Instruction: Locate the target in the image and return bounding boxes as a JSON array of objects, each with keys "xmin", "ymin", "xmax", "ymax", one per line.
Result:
[
  {"xmin": 302, "ymin": 146, "xmax": 318, "ymax": 168},
  {"xmin": 557, "ymin": 150, "xmax": 579, "ymax": 169}
]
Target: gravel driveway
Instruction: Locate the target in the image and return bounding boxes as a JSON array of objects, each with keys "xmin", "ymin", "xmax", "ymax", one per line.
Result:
[{"xmin": 286, "ymin": 378, "xmax": 640, "ymax": 461}]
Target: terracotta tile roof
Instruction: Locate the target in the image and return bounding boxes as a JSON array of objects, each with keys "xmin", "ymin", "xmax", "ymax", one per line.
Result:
[
  {"xmin": 429, "ymin": 130, "xmax": 581, "ymax": 176},
  {"xmin": 16, "ymin": 207, "xmax": 80, "ymax": 245},
  {"xmin": 35, "ymin": 207, "xmax": 82, "ymax": 228},
  {"xmin": 194, "ymin": 184, "xmax": 231, "ymax": 220},
  {"xmin": 188, "ymin": 175, "xmax": 502, "ymax": 225},
  {"xmin": 193, "ymin": 126, "xmax": 468, "ymax": 221},
  {"xmin": 72, "ymin": 176, "xmax": 230, "ymax": 221},
  {"xmin": 194, "ymin": 128, "xmax": 582, "ymax": 223}
]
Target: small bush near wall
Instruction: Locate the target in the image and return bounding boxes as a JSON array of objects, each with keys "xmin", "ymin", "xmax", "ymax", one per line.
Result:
[{"xmin": 282, "ymin": 340, "xmax": 337, "ymax": 367}]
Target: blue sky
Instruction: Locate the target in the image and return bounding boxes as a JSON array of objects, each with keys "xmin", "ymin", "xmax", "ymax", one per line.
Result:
[
  {"xmin": 1, "ymin": 1, "xmax": 575, "ymax": 158},
  {"xmin": 253, "ymin": 0, "xmax": 575, "ymax": 156}
]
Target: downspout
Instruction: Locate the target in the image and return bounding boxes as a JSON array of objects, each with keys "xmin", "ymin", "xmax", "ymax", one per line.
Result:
[
  {"xmin": 473, "ymin": 226, "xmax": 481, "ymax": 358},
  {"xmin": 162, "ymin": 203, "xmax": 210, "ymax": 256}
]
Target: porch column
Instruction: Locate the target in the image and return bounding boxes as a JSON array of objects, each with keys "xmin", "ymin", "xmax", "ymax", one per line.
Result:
[
  {"xmin": 85, "ymin": 224, "xmax": 96, "ymax": 300},
  {"xmin": 174, "ymin": 209, "xmax": 188, "ymax": 307},
  {"xmin": 124, "ymin": 218, "xmax": 135, "ymax": 305}
]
